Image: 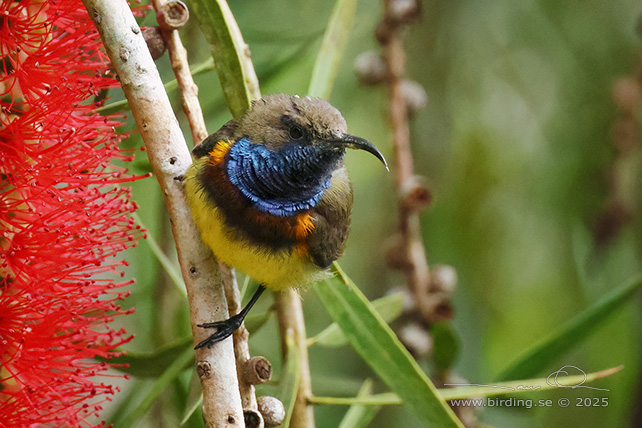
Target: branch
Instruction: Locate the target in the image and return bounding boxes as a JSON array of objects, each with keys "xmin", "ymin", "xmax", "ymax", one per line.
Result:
[
  {"xmin": 380, "ymin": 0, "xmax": 434, "ymax": 322},
  {"xmin": 81, "ymin": 1, "xmax": 244, "ymax": 426},
  {"xmin": 152, "ymin": 0, "xmax": 208, "ymax": 145},
  {"xmin": 275, "ymin": 290, "xmax": 316, "ymax": 428},
  {"xmin": 370, "ymin": 0, "xmax": 455, "ymax": 330}
]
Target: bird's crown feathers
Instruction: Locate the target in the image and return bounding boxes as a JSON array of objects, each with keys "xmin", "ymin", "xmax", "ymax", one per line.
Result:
[{"xmin": 239, "ymin": 94, "xmax": 348, "ymax": 150}]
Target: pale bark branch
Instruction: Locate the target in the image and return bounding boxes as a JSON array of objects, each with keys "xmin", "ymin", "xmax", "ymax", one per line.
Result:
[{"xmin": 82, "ymin": 1, "xmax": 243, "ymax": 426}]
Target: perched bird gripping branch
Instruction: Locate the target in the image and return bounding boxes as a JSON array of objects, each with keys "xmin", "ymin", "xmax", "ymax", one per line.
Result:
[{"xmin": 185, "ymin": 94, "xmax": 388, "ymax": 349}]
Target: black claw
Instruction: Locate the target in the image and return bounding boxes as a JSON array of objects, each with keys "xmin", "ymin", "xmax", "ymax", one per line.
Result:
[
  {"xmin": 197, "ymin": 319, "xmax": 232, "ymax": 329},
  {"xmin": 194, "ymin": 314, "xmax": 244, "ymax": 349},
  {"xmin": 194, "ymin": 329, "xmax": 232, "ymax": 349},
  {"xmin": 194, "ymin": 284, "xmax": 266, "ymax": 350}
]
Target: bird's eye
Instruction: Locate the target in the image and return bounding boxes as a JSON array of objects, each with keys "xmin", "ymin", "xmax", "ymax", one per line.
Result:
[{"xmin": 288, "ymin": 124, "xmax": 305, "ymax": 141}]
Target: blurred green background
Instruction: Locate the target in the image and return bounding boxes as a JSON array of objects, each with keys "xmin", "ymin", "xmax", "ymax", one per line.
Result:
[{"xmin": 108, "ymin": 0, "xmax": 642, "ymax": 427}]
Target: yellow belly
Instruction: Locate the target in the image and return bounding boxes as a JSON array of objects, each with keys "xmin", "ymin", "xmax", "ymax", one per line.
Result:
[{"xmin": 185, "ymin": 163, "xmax": 326, "ymax": 290}]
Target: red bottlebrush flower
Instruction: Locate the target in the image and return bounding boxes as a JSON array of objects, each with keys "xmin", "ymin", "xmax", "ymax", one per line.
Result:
[{"xmin": 0, "ymin": 1, "xmax": 145, "ymax": 427}]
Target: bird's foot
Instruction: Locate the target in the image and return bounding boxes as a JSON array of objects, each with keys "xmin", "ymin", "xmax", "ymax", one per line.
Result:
[
  {"xmin": 194, "ymin": 313, "xmax": 244, "ymax": 349},
  {"xmin": 194, "ymin": 284, "xmax": 266, "ymax": 349}
]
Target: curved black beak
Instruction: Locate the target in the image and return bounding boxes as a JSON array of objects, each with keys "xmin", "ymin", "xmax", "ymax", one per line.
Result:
[{"xmin": 329, "ymin": 132, "xmax": 389, "ymax": 170}]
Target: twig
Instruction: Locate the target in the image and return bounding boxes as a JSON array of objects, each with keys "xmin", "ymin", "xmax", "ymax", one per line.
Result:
[
  {"xmin": 275, "ymin": 290, "xmax": 316, "ymax": 428},
  {"xmin": 152, "ymin": 0, "xmax": 208, "ymax": 145},
  {"xmin": 221, "ymin": 265, "xmax": 265, "ymax": 426},
  {"xmin": 81, "ymin": 1, "xmax": 244, "ymax": 426},
  {"xmin": 594, "ymin": 66, "xmax": 641, "ymax": 246},
  {"xmin": 379, "ymin": 0, "xmax": 437, "ymax": 323},
  {"xmin": 388, "ymin": 40, "xmax": 432, "ymax": 319}
]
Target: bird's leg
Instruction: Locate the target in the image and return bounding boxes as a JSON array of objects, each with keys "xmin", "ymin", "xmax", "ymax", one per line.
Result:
[{"xmin": 194, "ymin": 284, "xmax": 266, "ymax": 349}]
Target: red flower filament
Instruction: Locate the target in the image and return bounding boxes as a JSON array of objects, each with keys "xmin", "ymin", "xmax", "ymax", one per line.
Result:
[{"xmin": 0, "ymin": 1, "xmax": 144, "ymax": 426}]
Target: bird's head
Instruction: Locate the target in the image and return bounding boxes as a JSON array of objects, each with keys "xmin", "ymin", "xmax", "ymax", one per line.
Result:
[{"xmin": 234, "ymin": 94, "xmax": 388, "ymax": 169}]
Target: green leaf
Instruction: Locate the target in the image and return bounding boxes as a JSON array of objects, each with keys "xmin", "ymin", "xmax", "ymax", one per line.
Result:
[
  {"xmin": 96, "ymin": 57, "xmax": 215, "ymax": 115},
  {"xmin": 307, "ymin": 292, "xmax": 405, "ymax": 347},
  {"xmin": 244, "ymin": 309, "xmax": 273, "ymax": 334},
  {"xmin": 431, "ymin": 322, "xmax": 459, "ymax": 372},
  {"xmin": 181, "ymin": 394, "xmax": 203, "ymax": 426},
  {"xmin": 337, "ymin": 379, "xmax": 380, "ymax": 428},
  {"xmin": 314, "ymin": 263, "xmax": 464, "ymax": 428},
  {"xmin": 280, "ymin": 330, "xmax": 302, "ymax": 428},
  {"xmin": 308, "ymin": 0, "xmax": 358, "ymax": 99},
  {"xmin": 310, "ymin": 393, "xmax": 401, "ymax": 406},
  {"xmin": 133, "ymin": 212, "xmax": 185, "ymax": 296},
  {"xmin": 189, "ymin": 0, "xmax": 261, "ymax": 116},
  {"xmin": 239, "ymin": 274, "xmax": 252, "ymax": 300},
  {"xmin": 104, "ymin": 379, "xmax": 148, "ymax": 425},
  {"xmin": 496, "ymin": 274, "xmax": 642, "ymax": 381},
  {"xmin": 115, "ymin": 345, "xmax": 194, "ymax": 427},
  {"xmin": 310, "ymin": 366, "xmax": 622, "ymax": 405},
  {"xmin": 441, "ymin": 365, "xmax": 622, "ymax": 401},
  {"xmin": 103, "ymin": 336, "xmax": 193, "ymax": 378}
]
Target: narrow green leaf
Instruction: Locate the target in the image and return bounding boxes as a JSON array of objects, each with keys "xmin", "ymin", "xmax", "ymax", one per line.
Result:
[
  {"xmin": 311, "ymin": 392, "xmax": 400, "ymax": 407},
  {"xmin": 280, "ymin": 330, "xmax": 301, "ymax": 428},
  {"xmin": 307, "ymin": 292, "xmax": 405, "ymax": 347},
  {"xmin": 308, "ymin": 0, "xmax": 358, "ymax": 99},
  {"xmin": 181, "ymin": 394, "xmax": 203, "ymax": 426},
  {"xmin": 96, "ymin": 58, "xmax": 215, "ymax": 115},
  {"xmin": 337, "ymin": 379, "xmax": 380, "ymax": 428},
  {"xmin": 115, "ymin": 345, "xmax": 194, "ymax": 427},
  {"xmin": 442, "ymin": 365, "xmax": 622, "ymax": 401},
  {"xmin": 133, "ymin": 212, "xmax": 185, "ymax": 296},
  {"xmin": 104, "ymin": 379, "xmax": 148, "ymax": 425},
  {"xmin": 239, "ymin": 274, "xmax": 252, "ymax": 300},
  {"xmin": 103, "ymin": 336, "xmax": 193, "ymax": 377},
  {"xmin": 310, "ymin": 366, "xmax": 622, "ymax": 405},
  {"xmin": 314, "ymin": 263, "xmax": 464, "ymax": 428},
  {"xmin": 244, "ymin": 309, "xmax": 272, "ymax": 334},
  {"xmin": 497, "ymin": 274, "xmax": 642, "ymax": 381},
  {"xmin": 189, "ymin": 0, "xmax": 260, "ymax": 116},
  {"xmin": 311, "ymin": 374, "xmax": 367, "ymax": 394},
  {"xmin": 431, "ymin": 322, "xmax": 459, "ymax": 372}
]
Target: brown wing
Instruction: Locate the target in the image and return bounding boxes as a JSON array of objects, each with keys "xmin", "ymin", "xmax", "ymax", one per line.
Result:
[
  {"xmin": 192, "ymin": 119, "xmax": 238, "ymax": 158},
  {"xmin": 307, "ymin": 165, "xmax": 353, "ymax": 269}
]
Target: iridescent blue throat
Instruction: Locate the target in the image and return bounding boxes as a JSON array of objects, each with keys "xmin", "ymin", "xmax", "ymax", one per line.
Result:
[{"xmin": 226, "ymin": 137, "xmax": 343, "ymax": 217}]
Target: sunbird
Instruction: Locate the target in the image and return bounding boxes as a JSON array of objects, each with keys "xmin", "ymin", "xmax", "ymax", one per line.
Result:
[{"xmin": 185, "ymin": 94, "xmax": 387, "ymax": 349}]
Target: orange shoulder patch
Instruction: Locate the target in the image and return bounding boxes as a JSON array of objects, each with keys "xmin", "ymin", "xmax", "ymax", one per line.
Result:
[
  {"xmin": 294, "ymin": 212, "xmax": 315, "ymax": 240},
  {"xmin": 208, "ymin": 140, "xmax": 233, "ymax": 166}
]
